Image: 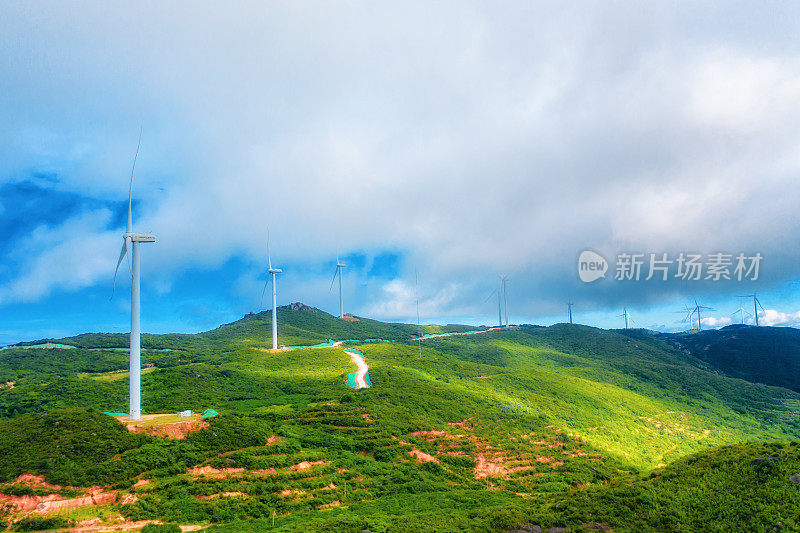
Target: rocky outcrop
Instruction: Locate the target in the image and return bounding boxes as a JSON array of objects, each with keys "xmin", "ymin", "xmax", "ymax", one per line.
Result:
[{"xmin": 279, "ymin": 302, "xmax": 320, "ymax": 312}]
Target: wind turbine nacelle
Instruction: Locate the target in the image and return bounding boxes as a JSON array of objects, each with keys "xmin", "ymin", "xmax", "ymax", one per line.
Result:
[
  {"xmin": 269, "ymin": 268, "xmax": 283, "ymax": 274},
  {"xmin": 131, "ymin": 233, "xmax": 157, "ymax": 243}
]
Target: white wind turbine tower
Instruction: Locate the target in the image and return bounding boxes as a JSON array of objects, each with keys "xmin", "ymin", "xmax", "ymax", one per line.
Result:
[
  {"xmin": 498, "ymin": 290, "xmax": 503, "ymax": 327},
  {"xmin": 500, "ymin": 276, "xmax": 509, "ymax": 327},
  {"xmin": 739, "ymin": 294, "xmax": 765, "ymax": 326},
  {"xmin": 692, "ymin": 299, "xmax": 714, "ymax": 330},
  {"xmin": 415, "ymin": 268, "xmax": 422, "ymax": 358},
  {"xmin": 261, "ymin": 232, "xmax": 282, "ymax": 350},
  {"xmin": 567, "ymin": 302, "xmax": 574, "ymax": 325},
  {"xmin": 330, "ymin": 257, "xmax": 346, "ymax": 318},
  {"xmin": 111, "ymin": 134, "xmax": 155, "ymax": 421}
]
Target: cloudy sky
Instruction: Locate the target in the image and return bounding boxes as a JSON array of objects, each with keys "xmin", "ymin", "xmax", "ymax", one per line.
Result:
[{"xmin": 3, "ymin": 1, "xmax": 800, "ymax": 343}]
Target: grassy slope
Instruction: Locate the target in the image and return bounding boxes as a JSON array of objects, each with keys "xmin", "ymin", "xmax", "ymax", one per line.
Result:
[
  {"xmin": 357, "ymin": 325, "xmax": 800, "ymax": 469},
  {"xmin": 0, "ymin": 314, "xmax": 799, "ymax": 531},
  {"xmin": 549, "ymin": 441, "xmax": 800, "ymax": 532}
]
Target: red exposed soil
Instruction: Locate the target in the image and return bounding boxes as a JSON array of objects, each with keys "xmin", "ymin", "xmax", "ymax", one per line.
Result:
[
  {"xmin": 251, "ymin": 468, "xmax": 278, "ymax": 476},
  {"xmin": 187, "ymin": 466, "xmax": 246, "ymax": 478},
  {"xmin": 474, "ymin": 452, "xmax": 553, "ymax": 479},
  {"xmin": 14, "ymin": 474, "xmax": 71, "ymax": 491},
  {"xmin": 195, "ymin": 491, "xmax": 247, "ymax": 500},
  {"xmin": 289, "ymin": 460, "xmax": 328, "ymax": 470},
  {"xmin": 409, "ymin": 449, "xmax": 439, "ymax": 463},
  {"xmin": 319, "ymin": 500, "xmax": 342, "ymax": 509},
  {"xmin": 125, "ymin": 420, "xmax": 209, "ymax": 439},
  {"xmin": 447, "ymin": 417, "xmax": 475, "ymax": 428},
  {"xmin": 410, "ymin": 430, "xmax": 447, "ymax": 438},
  {"xmin": 0, "ymin": 488, "xmax": 117, "ymax": 513},
  {"xmin": 119, "ymin": 493, "xmax": 138, "ymax": 505},
  {"xmin": 69, "ymin": 519, "xmax": 161, "ymax": 532},
  {"xmin": 279, "ymin": 489, "xmax": 307, "ymax": 500}
]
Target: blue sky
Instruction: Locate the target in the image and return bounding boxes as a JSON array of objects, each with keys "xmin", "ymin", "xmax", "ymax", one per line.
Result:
[{"xmin": 3, "ymin": 2, "xmax": 800, "ymax": 344}]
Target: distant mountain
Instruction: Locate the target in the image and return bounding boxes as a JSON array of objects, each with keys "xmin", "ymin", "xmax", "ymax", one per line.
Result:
[{"xmin": 659, "ymin": 325, "xmax": 800, "ymax": 393}]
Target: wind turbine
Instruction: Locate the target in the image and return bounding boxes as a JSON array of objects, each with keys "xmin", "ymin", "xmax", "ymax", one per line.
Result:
[
  {"xmin": 739, "ymin": 294, "xmax": 765, "ymax": 326},
  {"xmin": 330, "ymin": 257, "xmax": 346, "ymax": 318},
  {"xmin": 618, "ymin": 307, "xmax": 632, "ymax": 329},
  {"xmin": 678, "ymin": 304, "xmax": 695, "ymax": 331},
  {"xmin": 693, "ymin": 299, "xmax": 714, "ymax": 330},
  {"xmin": 415, "ymin": 268, "xmax": 422, "ymax": 358},
  {"xmin": 261, "ymin": 232, "xmax": 282, "ymax": 350},
  {"xmin": 500, "ymin": 276, "xmax": 509, "ymax": 327},
  {"xmin": 111, "ymin": 133, "xmax": 155, "ymax": 422},
  {"xmin": 567, "ymin": 302, "xmax": 574, "ymax": 325},
  {"xmin": 730, "ymin": 306, "xmax": 751, "ymax": 325}
]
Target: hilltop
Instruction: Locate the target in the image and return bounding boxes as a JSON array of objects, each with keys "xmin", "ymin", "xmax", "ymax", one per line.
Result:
[
  {"xmin": 11, "ymin": 303, "xmax": 479, "ymax": 351},
  {"xmin": 0, "ymin": 310, "xmax": 798, "ymax": 531}
]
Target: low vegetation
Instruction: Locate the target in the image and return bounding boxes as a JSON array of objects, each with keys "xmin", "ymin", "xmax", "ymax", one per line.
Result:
[{"xmin": 0, "ymin": 307, "xmax": 797, "ymax": 531}]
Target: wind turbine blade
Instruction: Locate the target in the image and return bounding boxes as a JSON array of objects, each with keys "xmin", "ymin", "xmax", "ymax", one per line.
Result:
[
  {"xmin": 260, "ymin": 277, "xmax": 270, "ymax": 308},
  {"xmin": 329, "ymin": 267, "xmax": 338, "ymax": 293},
  {"xmin": 267, "ymin": 229, "xmax": 271, "ymax": 270},
  {"xmin": 110, "ymin": 238, "xmax": 129, "ymax": 300},
  {"xmin": 484, "ymin": 290, "xmax": 498, "ymax": 303},
  {"xmin": 126, "ymin": 127, "xmax": 142, "ymax": 234}
]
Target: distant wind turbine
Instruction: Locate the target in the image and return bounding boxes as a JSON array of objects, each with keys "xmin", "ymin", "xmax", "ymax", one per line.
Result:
[
  {"xmin": 738, "ymin": 294, "xmax": 765, "ymax": 326},
  {"xmin": 415, "ymin": 268, "xmax": 422, "ymax": 358},
  {"xmin": 111, "ymin": 131, "xmax": 155, "ymax": 422},
  {"xmin": 261, "ymin": 232, "xmax": 282, "ymax": 350},
  {"xmin": 567, "ymin": 302, "xmax": 574, "ymax": 325},
  {"xmin": 500, "ymin": 276, "xmax": 509, "ymax": 327},
  {"xmin": 678, "ymin": 304, "xmax": 695, "ymax": 331},
  {"xmin": 330, "ymin": 256, "xmax": 346, "ymax": 318},
  {"xmin": 618, "ymin": 307, "xmax": 633, "ymax": 329},
  {"xmin": 730, "ymin": 306, "xmax": 751, "ymax": 325},
  {"xmin": 693, "ymin": 299, "xmax": 714, "ymax": 330}
]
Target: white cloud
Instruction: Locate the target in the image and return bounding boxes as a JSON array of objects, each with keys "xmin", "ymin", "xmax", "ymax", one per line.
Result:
[
  {"xmin": 0, "ymin": 209, "xmax": 117, "ymax": 304},
  {"xmin": 700, "ymin": 316, "xmax": 732, "ymax": 328},
  {"xmin": 758, "ymin": 309, "xmax": 800, "ymax": 327},
  {"xmin": 3, "ymin": 3, "xmax": 800, "ymax": 322}
]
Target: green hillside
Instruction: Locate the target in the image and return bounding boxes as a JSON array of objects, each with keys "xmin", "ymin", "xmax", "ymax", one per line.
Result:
[
  {"xmin": 660, "ymin": 325, "xmax": 800, "ymax": 393},
  {"xmin": 0, "ymin": 310, "xmax": 798, "ymax": 531}
]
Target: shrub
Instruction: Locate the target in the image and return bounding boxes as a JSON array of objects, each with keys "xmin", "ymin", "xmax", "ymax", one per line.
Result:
[{"xmin": 12, "ymin": 516, "xmax": 72, "ymax": 531}]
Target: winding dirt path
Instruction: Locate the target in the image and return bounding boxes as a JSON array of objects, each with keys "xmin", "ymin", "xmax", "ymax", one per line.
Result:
[{"xmin": 345, "ymin": 350, "xmax": 370, "ymax": 388}]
